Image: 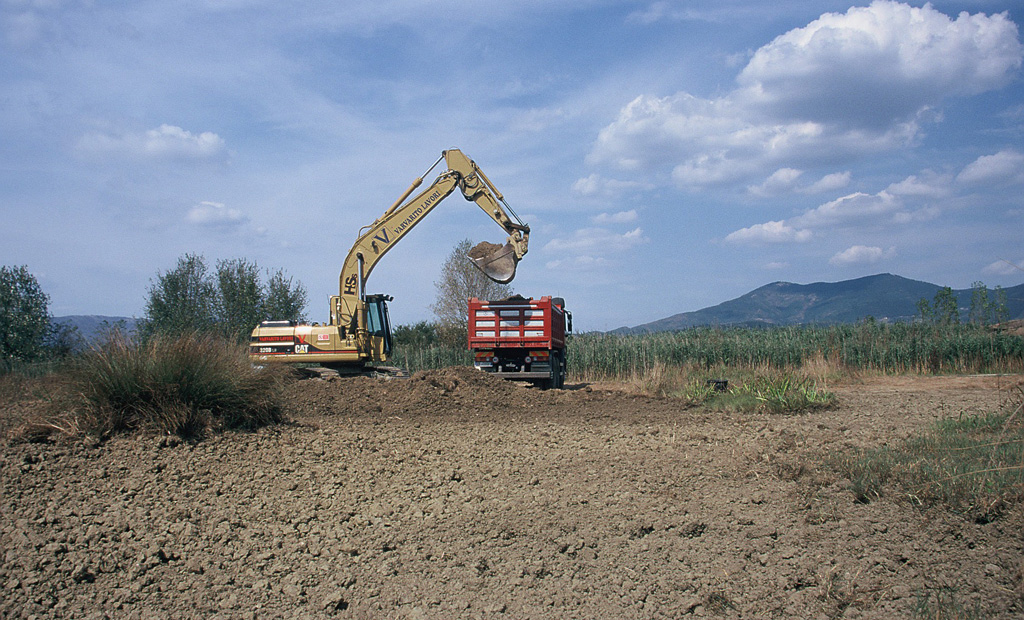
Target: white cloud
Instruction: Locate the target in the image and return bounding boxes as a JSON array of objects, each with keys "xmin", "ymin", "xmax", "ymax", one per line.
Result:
[
  {"xmin": 804, "ymin": 171, "xmax": 851, "ymax": 194},
  {"xmin": 736, "ymin": 2, "xmax": 1023, "ymax": 128},
  {"xmin": 542, "ymin": 226, "xmax": 648, "ymax": 272},
  {"xmin": 957, "ymin": 150, "xmax": 1024, "ymax": 185},
  {"xmin": 747, "ymin": 168, "xmax": 803, "ymax": 196},
  {"xmin": 748, "ymin": 169, "xmax": 851, "ymax": 196},
  {"xmin": 593, "ymin": 209, "xmax": 638, "ymax": 224},
  {"xmin": 626, "ymin": 1, "xmax": 672, "ymax": 25},
  {"xmin": 78, "ymin": 124, "xmax": 228, "ymax": 160},
  {"xmin": 982, "ymin": 258, "xmax": 1024, "ymax": 276},
  {"xmin": 730, "ymin": 166, "xmax": 955, "ymax": 254},
  {"xmin": 588, "ymin": 2, "xmax": 1023, "ymax": 189},
  {"xmin": 545, "ymin": 255, "xmax": 611, "ymax": 271},
  {"xmin": 544, "ymin": 226, "xmax": 648, "ymax": 253},
  {"xmin": 724, "ymin": 220, "xmax": 811, "ymax": 244},
  {"xmin": 791, "ymin": 191, "xmax": 900, "ymax": 228},
  {"xmin": 510, "ymin": 106, "xmax": 572, "ymax": 132},
  {"xmin": 572, "ymin": 173, "xmax": 647, "ymax": 197},
  {"xmin": 886, "ymin": 173, "xmax": 952, "ymax": 198},
  {"xmin": 829, "ymin": 245, "xmax": 895, "ymax": 266},
  {"xmin": 186, "ymin": 201, "xmax": 248, "ymax": 228}
]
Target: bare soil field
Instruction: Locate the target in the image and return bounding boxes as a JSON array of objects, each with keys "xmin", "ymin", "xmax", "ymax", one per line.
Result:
[{"xmin": 2, "ymin": 369, "xmax": 1022, "ymax": 619}]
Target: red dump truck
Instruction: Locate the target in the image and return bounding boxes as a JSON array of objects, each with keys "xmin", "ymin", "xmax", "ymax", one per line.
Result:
[{"xmin": 468, "ymin": 296, "xmax": 572, "ymax": 389}]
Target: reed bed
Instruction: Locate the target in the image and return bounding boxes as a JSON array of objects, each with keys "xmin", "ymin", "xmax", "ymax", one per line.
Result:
[
  {"xmin": 569, "ymin": 323, "xmax": 1024, "ymax": 381},
  {"xmin": 394, "ymin": 323, "xmax": 1024, "ymax": 379}
]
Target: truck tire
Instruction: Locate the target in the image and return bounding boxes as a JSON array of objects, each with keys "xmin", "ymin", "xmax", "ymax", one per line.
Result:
[
  {"xmin": 557, "ymin": 349, "xmax": 566, "ymax": 389},
  {"xmin": 545, "ymin": 350, "xmax": 565, "ymax": 390},
  {"xmin": 560, "ymin": 351, "xmax": 567, "ymax": 388},
  {"xmin": 538, "ymin": 351, "xmax": 560, "ymax": 390}
]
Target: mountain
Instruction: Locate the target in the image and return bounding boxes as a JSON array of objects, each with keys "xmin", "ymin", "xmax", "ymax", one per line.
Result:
[
  {"xmin": 54, "ymin": 315, "xmax": 139, "ymax": 343},
  {"xmin": 615, "ymin": 274, "xmax": 1024, "ymax": 334}
]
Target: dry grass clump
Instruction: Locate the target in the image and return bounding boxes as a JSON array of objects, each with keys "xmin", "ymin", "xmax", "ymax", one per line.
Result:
[
  {"xmin": 69, "ymin": 331, "xmax": 289, "ymax": 438},
  {"xmin": 0, "ymin": 371, "xmax": 78, "ymax": 442},
  {"xmin": 831, "ymin": 385, "xmax": 1024, "ymax": 522},
  {"xmin": 1, "ymin": 332, "xmax": 290, "ymax": 443}
]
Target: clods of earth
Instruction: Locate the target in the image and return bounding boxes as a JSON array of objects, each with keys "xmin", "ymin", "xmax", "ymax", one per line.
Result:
[{"xmin": 2, "ymin": 367, "xmax": 1022, "ymax": 618}]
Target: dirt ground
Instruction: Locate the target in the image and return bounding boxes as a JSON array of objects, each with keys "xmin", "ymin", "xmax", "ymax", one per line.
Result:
[{"xmin": 2, "ymin": 369, "xmax": 1022, "ymax": 619}]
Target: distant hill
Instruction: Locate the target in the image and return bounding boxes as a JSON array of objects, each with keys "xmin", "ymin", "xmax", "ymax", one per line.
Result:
[
  {"xmin": 54, "ymin": 315, "xmax": 139, "ymax": 343},
  {"xmin": 614, "ymin": 274, "xmax": 1024, "ymax": 334}
]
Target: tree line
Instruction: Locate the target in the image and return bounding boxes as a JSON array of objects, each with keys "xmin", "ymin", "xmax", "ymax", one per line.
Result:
[
  {"xmin": 141, "ymin": 254, "xmax": 306, "ymax": 342},
  {"xmin": 1, "ymin": 256, "xmax": 307, "ymax": 367},
  {"xmin": 1, "ymin": 236, "xmax": 500, "ymax": 365},
  {"xmin": 916, "ymin": 282, "xmax": 1009, "ymax": 326}
]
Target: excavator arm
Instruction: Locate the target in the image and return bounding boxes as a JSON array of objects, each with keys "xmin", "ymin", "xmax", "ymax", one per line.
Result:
[{"xmin": 333, "ymin": 149, "xmax": 529, "ymax": 333}]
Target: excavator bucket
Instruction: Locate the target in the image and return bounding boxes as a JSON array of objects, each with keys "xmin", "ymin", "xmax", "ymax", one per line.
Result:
[{"xmin": 468, "ymin": 241, "xmax": 519, "ymax": 284}]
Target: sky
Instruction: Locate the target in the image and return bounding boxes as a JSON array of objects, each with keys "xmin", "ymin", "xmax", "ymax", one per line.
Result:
[{"xmin": 2, "ymin": 0, "xmax": 1022, "ymax": 331}]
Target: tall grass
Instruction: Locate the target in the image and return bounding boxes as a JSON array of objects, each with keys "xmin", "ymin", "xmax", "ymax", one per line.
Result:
[
  {"xmin": 393, "ymin": 322, "xmax": 1024, "ymax": 379},
  {"xmin": 570, "ymin": 323, "xmax": 1024, "ymax": 380},
  {"xmin": 390, "ymin": 345, "xmax": 473, "ymax": 373},
  {"xmin": 72, "ymin": 332, "xmax": 287, "ymax": 438}
]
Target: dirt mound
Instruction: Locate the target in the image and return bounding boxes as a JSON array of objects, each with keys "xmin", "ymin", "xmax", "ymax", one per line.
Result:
[
  {"xmin": 994, "ymin": 319, "xmax": 1024, "ymax": 336},
  {"xmin": 292, "ymin": 366, "xmax": 537, "ymax": 422},
  {"xmin": 467, "ymin": 241, "xmax": 504, "ymax": 259}
]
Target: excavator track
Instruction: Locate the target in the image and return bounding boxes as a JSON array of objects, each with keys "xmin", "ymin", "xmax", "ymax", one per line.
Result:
[{"xmin": 293, "ymin": 365, "xmax": 410, "ymax": 380}]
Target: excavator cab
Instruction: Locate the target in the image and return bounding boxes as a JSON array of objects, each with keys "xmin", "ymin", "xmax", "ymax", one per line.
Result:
[{"xmin": 364, "ymin": 294, "xmax": 393, "ymax": 357}]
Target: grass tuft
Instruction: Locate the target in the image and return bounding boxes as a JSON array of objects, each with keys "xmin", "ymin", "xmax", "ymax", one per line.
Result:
[
  {"xmin": 830, "ymin": 387, "xmax": 1024, "ymax": 520},
  {"xmin": 910, "ymin": 587, "xmax": 985, "ymax": 619},
  {"xmin": 71, "ymin": 331, "xmax": 288, "ymax": 438},
  {"xmin": 655, "ymin": 368, "xmax": 836, "ymax": 414}
]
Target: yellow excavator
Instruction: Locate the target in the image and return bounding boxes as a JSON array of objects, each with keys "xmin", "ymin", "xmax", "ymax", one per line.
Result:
[{"xmin": 248, "ymin": 149, "xmax": 529, "ymax": 371}]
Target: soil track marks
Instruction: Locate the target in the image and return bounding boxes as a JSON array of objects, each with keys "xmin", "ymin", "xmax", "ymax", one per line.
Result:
[{"xmin": 2, "ymin": 369, "xmax": 1022, "ymax": 619}]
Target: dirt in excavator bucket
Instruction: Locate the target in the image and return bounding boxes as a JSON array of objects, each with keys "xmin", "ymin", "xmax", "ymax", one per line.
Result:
[{"xmin": 468, "ymin": 241, "xmax": 518, "ymax": 284}]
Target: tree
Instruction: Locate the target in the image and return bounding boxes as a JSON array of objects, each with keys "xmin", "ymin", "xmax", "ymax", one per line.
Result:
[
  {"xmin": 143, "ymin": 254, "xmax": 307, "ymax": 342},
  {"xmin": 968, "ymin": 281, "xmax": 991, "ymax": 325},
  {"xmin": 915, "ymin": 297, "xmax": 933, "ymax": 323},
  {"xmin": 917, "ymin": 286, "xmax": 962, "ymax": 326},
  {"xmin": 932, "ymin": 287, "xmax": 960, "ymax": 326},
  {"xmin": 392, "ymin": 321, "xmax": 438, "ymax": 350},
  {"xmin": 263, "ymin": 269, "xmax": 307, "ymax": 325},
  {"xmin": 0, "ymin": 265, "xmax": 54, "ymax": 364},
  {"xmin": 143, "ymin": 254, "xmax": 219, "ymax": 338},
  {"xmin": 431, "ymin": 238, "xmax": 514, "ymax": 346},
  {"xmin": 993, "ymin": 286, "xmax": 1009, "ymax": 324},
  {"xmin": 216, "ymin": 258, "xmax": 265, "ymax": 341}
]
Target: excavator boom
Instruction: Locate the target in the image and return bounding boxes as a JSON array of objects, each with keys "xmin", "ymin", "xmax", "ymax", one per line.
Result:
[
  {"xmin": 334, "ymin": 149, "xmax": 529, "ymax": 331},
  {"xmin": 249, "ymin": 148, "xmax": 529, "ymax": 370}
]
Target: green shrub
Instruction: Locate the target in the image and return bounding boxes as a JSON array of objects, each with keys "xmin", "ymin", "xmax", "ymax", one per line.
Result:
[{"xmin": 73, "ymin": 331, "xmax": 287, "ymax": 438}]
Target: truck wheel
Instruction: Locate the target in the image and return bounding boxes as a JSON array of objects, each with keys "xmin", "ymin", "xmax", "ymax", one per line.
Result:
[
  {"xmin": 548, "ymin": 350, "xmax": 565, "ymax": 390},
  {"xmin": 557, "ymin": 350, "xmax": 566, "ymax": 389},
  {"xmin": 538, "ymin": 353, "xmax": 559, "ymax": 390},
  {"xmin": 556, "ymin": 350, "xmax": 565, "ymax": 389}
]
